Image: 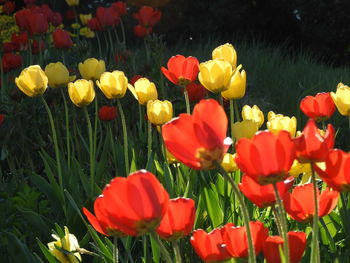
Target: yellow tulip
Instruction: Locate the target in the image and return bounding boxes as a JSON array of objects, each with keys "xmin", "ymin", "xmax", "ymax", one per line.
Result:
[
  {"xmin": 45, "ymin": 62, "xmax": 75, "ymax": 88},
  {"xmin": 78, "ymin": 58, "xmax": 105, "ymax": 80},
  {"xmin": 97, "ymin": 71, "xmax": 128, "ymax": 99},
  {"xmin": 79, "ymin": 14, "xmax": 92, "ymax": 25},
  {"xmin": 267, "ymin": 111, "xmax": 297, "ymax": 137},
  {"xmin": 65, "ymin": 0, "xmax": 79, "ymax": 6},
  {"xmin": 80, "ymin": 27, "xmax": 95, "ymax": 38},
  {"xmin": 241, "ymin": 105, "xmax": 264, "ymax": 128},
  {"xmin": 68, "ymin": 79, "xmax": 95, "ymax": 107},
  {"xmin": 232, "ymin": 120, "xmax": 259, "ymax": 140},
  {"xmin": 221, "ymin": 153, "xmax": 238, "ymax": 173},
  {"xmin": 128, "ymin": 78, "xmax": 158, "ymax": 105},
  {"xmin": 15, "ymin": 65, "xmax": 48, "ymax": 97},
  {"xmin": 147, "ymin": 100, "xmax": 173, "ymax": 125},
  {"xmin": 221, "ymin": 65, "xmax": 246, "ymax": 100},
  {"xmin": 47, "ymin": 226, "xmax": 82, "ymax": 263},
  {"xmin": 212, "ymin": 43, "xmax": 237, "ymax": 69},
  {"xmin": 166, "ymin": 149, "xmax": 178, "ymax": 164},
  {"xmin": 330, "ymin": 82, "xmax": 350, "ymax": 116},
  {"xmin": 198, "ymin": 59, "xmax": 233, "ymax": 93}
]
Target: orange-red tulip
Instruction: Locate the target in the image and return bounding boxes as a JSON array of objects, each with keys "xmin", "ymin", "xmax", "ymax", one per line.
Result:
[
  {"xmin": 222, "ymin": 221, "xmax": 268, "ymax": 258},
  {"xmin": 96, "ymin": 7, "xmax": 120, "ymax": 28},
  {"xmin": 83, "ymin": 170, "xmax": 169, "ymax": 236},
  {"xmin": 98, "ymin": 106, "xmax": 117, "ymax": 121},
  {"xmin": 25, "ymin": 12, "xmax": 49, "ymax": 35},
  {"xmin": 190, "ymin": 228, "xmax": 231, "ymax": 262},
  {"xmin": 314, "ymin": 149, "xmax": 350, "ymax": 192},
  {"xmin": 283, "ymin": 183, "xmax": 339, "ymax": 222},
  {"xmin": 239, "ymin": 176, "xmax": 294, "ymax": 208},
  {"xmin": 293, "ymin": 119, "xmax": 334, "ymax": 163},
  {"xmin": 263, "ymin": 231, "xmax": 307, "ymax": 263},
  {"xmin": 161, "ymin": 55, "xmax": 199, "ymax": 86},
  {"xmin": 133, "ymin": 6, "xmax": 161, "ymax": 27},
  {"xmin": 112, "ymin": 1, "xmax": 127, "ymax": 16},
  {"xmin": 87, "ymin": 18, "xmax": 103, "ymax": 31},
  {"xmin": 300, "ymin": 92, "xmax": 335, "ymax": 122},
  {"xmin": 156, "ymin": 197, "xmax": 195, "ymax": 241},
  {"xmin": 134, "ymin": 24, "xmax": 152, "ymax": 37},
  {"xmin": 52, "ymin": 29, "xmax": 73, "ymax": 49},
  {"xmin": 235, "ymin": 130, "xmax": 296, "ymax": 185},
  {"xmin": 185, "ymin": 82, "xmax": 208, "ymax": 102},
  {"xmin": 162, "ymin": 99, "xmax": 231, "ymax": 170}
]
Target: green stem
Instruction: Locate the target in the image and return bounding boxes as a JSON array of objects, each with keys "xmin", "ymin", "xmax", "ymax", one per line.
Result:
[
  {"xmin": 219, "ymin": 95, "xmax": 224, "ymax": 107},
  {"xmin": 60, "ymin": 89, "xmax": 71, "ymax": 168},
  {"xmin": 310, "ymin": 163, "xmax": 320, "ymax": 263},
  {"xmin": 38, "ymin": 36, "xmax": 43, "ymax": 66},
  {"xmin": 28, "ymin": 38, "xmax": 33, "ymax": 65},
  {"xmin": 172, "ymin": 241, "xmax": 182, "ymax": 263},
  {"xmin": 116, "ymin": 99, "xmax": 129, "ymax": 175},
  {"xmin": 83, "ymin": 107, "xmax": 95, "ymax": 197},
  {"xmin": 0, "ymin": 61, "xmax": 4, "ymax": 103},
  {"xmin": 107, "ymin": 30, "xmax": 115, "ymax": 64},
  {"xmin": 138, "ymin": 104, "xmax": 144, "ymax": 134},
  {"xmin": 229, "ymin": 100, "xmax": 235, "ymax": 144},
  {"xmin": 93, "ymin": 99, "xmax": 98, "ymax": 170},
  {"xmin": 272, "ymin": 183, "xmax": 290, "ymax": 263},
  {"xmin": 108, "ymin": 124, "xmax": 118, "ymax": 177},
  {"xmin": 183, "ymin": 88, "xmax": 190, "ymax": 114},
  {"xmin": 96, "ymin": 33, "xmax": 102, "ymax": 59},
  {"xmin": 113, "ymin": 237, "xmax": 119, "ymax": 263},
  {"xmin": 147, "ymin": 120, "xmax": 152, "ymax": 161},
  {"xmin": 272, "ymin": 205, "xmax": 283, "ymax": 237},
  {"xmin": 61, "ymin": 50, "xmax": 66, "ymax": 65},
  {"xmin": 215, "ymin": 162, "xmax": 256, "ymax": 263},
  {"xmin": 158, "ymin": 126, "xmax": 166, "ymax": 162},
  {"xmin": 234, "ymin": 100, "xmax": 241, "ymax": 122},
  {"xmin": 150, "ymin": 232, "xmax": 173, "ymax": 263},
  {"xmin": 119, "ymin": 19, "xmax": 126, "ymax": 49},
  {"xmin": 40, "ymin": 96, "xmax": 65, "ymax": 207}
]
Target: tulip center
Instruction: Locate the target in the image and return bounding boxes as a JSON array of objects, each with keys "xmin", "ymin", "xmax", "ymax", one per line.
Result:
[
  {"xmin": 106, "ymin": 227, "xmax": 126, "ymax": 238},
  {"xmin": 257, "ymin": 172, "xmax": 288, "ymax": 185},
  {"xmin": 196, "ymin": 147, "xmax": 224, "ymax": 170},
  {"xmin": 178, "ymin": 77, "xmax": 190, "ymax": 86},
  {"xmin": 135, "ymin": 218, "xmax": 161, "ymax": 236},
  {"xmin": 341, "ymin": 184, "xmax": 350, "ymax": 192}
]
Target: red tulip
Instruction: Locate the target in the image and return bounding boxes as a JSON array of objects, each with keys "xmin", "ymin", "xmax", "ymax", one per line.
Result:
[
  {"xmin": 25, "ymin": 12, "xmax": 48, "ymax": 35},
  {"xmin": 65, "ymin": 9, "xmax": 77, "ymax": 21},
  {"xmin": 235, "ymin": 130, "xmax": 296, "ymax": 185},
  {"xmin": 50, "ymin": 12, "xmax": 63, "ymax": 26},
  {"xmin": 223, "ymin": 221, "xmax": 268, "ymax": 258},
  {"xmin": 15, "ymin": 9, "xmax": 31, "ymax": 30},
  {"xmin": 3, "ymin": 1, "xmax": 15, "ymax": 14},
  {"xmin": 314, "ymin": 149, "xmax": 350, "ymax": 192},
  {"xmin": 161, "ymin": 55, "xmax": 199, "ymax": 86},
  {"xmin": 83, "ymin": 170, "xmax": 169, "ymax": 236},
  {"xmin": 24, "ymin": 0, "xmax": 36, "ymax": 6},
  {"xmin": 98, "ymin": 106, "xmax": 117, "ymax": 121},
  {"xmin": 162, "ymin": 99, "xmax": 231, "ymax": 170},
  {"xmin": 185, "ymin": 82, "xmax": 208, "ymax": 102},
  {"xmin": 112, "ymin": 1, "xmax": 127, "ymax": 16},
  {"xmin": 96, "ymin": 7, "xmax": 120, "ymax": 28},
  {"xmin": 239, "ymin": 176, "xmax": 294, "ymax": 208},
  {"xmin": 87, "ymin": 18, "xmax": 103, "ymax": 31},
  {"xmin": 134, "ymin": 24, "xmax": 152, "ymax": 37},
  {"xmin": 293, "ymin": 119, "xmax": 334, "ymax": 163},
  {"xmin": 2, "ymin": 42, "xmax": 16, "ymax": 53},
  {"xmin": 133, "ymin": 6, "xmax": 161, "ymax": 27},
  {"xmin": 130, "ymin": 75, "xmax": 143, "ymax": 86},
  {"xmin": 2, "ymin": 53, "xmax": 22, "ymax": 73},
  {"xmin": 0, "ymin": 114, "xmax": 5, "ymax": 126},
  {"xmin": 263, "ymin": 231, "xmax": 307, "ymax": 263},
  {"xmin": 300, "ymin": 92, "xmax": 335, "ymax": 121},
  {"xmin": 11, "ymin": 32, "xmax": 29, "ymax": 51},
  {"xmin": 156, "ymin": 197, "xmax": 195, "ymax": 241},
  {"xmin": 284, "ymin": 183, "xmax": 338, "ymax": 222},
  {"xmin": 190, "ymin": 228, "xmax": 231, "ymax": 262},
  {"xmin": 31, "ymin": 39, "xmax": 45, "ymax": 54},
  {"xmin": 52, "ymin": 29, "xmax": 73, "ymax": 49}
]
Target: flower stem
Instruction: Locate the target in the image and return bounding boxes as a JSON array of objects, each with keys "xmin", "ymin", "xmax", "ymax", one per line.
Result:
[
  {"xmin": 150, "ymin": 232, "xmax": 173, "ymax": 263},
  {"xmin": 234, "ymin": 100, "xmax": 241, "ymax": 122},
  {"xmin": 158, "ymin": 126, "xmax": 166, "ymax": 162},
  {"xmin": 113, "ymin": 237, "xmax": 119, "ymax": 263},
  {"xmin": 147, "ymin": 120, "xmax": 152, "ymax": 161},
  {"xmin": 271, "ymin": 205, "xmax": 283, "ymax": 237},
  {"xmin": 96, "ymin": 33, "xmax": 102, "ymax": 59},
  {"xmin": 272, "ymin": 183, "xmax": 290, "ymax": 263},
  {"xmin": 83, "ymin": 107, "xmax": 95, "ymax": 197},
  {"xmin": 117, "ymin": 99, "xmax": 129, "ymax": 175},
  {"xmin": 60, "ymin": 89, "xmax": 71, "ymax": 169},
  {"xmin": 183, "ymin": 88, "xmax": 190, "ymax": 114},
  {"xmin": 229, "ymin": 100, "xmax": 235, "ymax": 143},
  {"xmin": 172, "ymin": 241, "xmax": 182, "ymax": 263},
  {"xmin": 310, "ymin": 163, "xmax": 320, "ymax": 263},
  {"xmin": 215, "ymin": 162, "xmax": 256, "ymax": 263}
]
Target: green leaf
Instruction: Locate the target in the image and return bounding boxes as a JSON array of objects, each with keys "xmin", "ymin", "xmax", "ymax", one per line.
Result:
[{"xmin": 202, "ymin": 184, "xmax": 223, "ymax": 228}]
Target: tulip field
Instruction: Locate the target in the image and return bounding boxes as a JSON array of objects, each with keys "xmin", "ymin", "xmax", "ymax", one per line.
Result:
[{"xmin": 3, "ymin": 1, "xmax": 350, "ymax": 263}]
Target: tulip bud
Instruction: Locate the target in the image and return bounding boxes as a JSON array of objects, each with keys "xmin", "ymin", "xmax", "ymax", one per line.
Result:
[
  {"xmin": 128, "ymin": 78, "xmax": 158, "ymax": 105},
  {"xmin": 267, "ymin": 111, "xmax": 297, "ymax": 138},
  {"xmin": 147, "ymin": 100, "xmax": 173, "ymax": 125},
  {"xmin": 47, "ymin": 226, "xmax": 82, "ymax": 263},
  {"xmin": 78, "ymin": 58, "xmax": 105, "ymax": 80},
  {"xmin": 97, "ymin": 71, "xmax": 128, "ymax": 99},
  {"xmin": 198, "ymin": 59, "xmax": 233, "ymax": 93},
  {"xmin": 232, "ymin": 120, "xmax": 259, "ymax": 140},
  {"xmin": 79, "ymin": 14, "xmax": 92, "ymax": 25},
  {"xmin": 241, "ymin": 105, "xmax": 264, "ymax": 128},
  {"xmin": 68, "ymin": 79, "xmax": 95, "ymax": 107},
  {"xmin": 221, "ymin": 64, "xmax": 246, "ymax": 100},
  {"xmin": 212, "ymin": 43, "xmax": 237, "ymax": 69},
  {"xmin": 221, "ymin": 153, "xmax": 238, "ymax": 173},
  {"xmin": 65, "ymin": 0, "xmax": 79, "ymax": 6},
  {"xmin": 45, "ymin": 62, "xmax": 75, "ymax": 88},
  {"xmin": 15, "ymin": 65, "xmax": 48, "ymax": 97},
  {"xmin": 330, "ymin": 82, "xmax": 350, "ymax": 116}
]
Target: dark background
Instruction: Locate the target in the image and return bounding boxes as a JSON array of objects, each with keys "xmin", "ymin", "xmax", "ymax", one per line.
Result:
[{"xmin": 15, "ymin": 0, "xmax": 350, "ymax": 66}]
